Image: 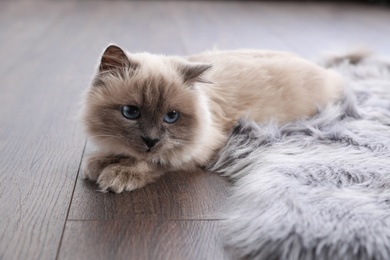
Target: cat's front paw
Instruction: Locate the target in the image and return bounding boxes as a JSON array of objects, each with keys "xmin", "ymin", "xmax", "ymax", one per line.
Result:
[
  {"xmin": 84, "ymin": 155, "xmax": 123, "ymax": 181},
  {"xmin": 97, "ymin": 164, "xmax": 155, "ymax": 193}
]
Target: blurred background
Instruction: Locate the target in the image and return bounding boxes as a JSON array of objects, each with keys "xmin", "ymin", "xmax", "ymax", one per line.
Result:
[{"xmin": 1, "ymin": 1, "xmax": 390, "ymax": 259}]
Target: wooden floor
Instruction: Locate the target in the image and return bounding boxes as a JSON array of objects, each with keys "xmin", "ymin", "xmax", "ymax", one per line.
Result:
[{"xmin": 1, "ymin": 1, "xmax": 389, "ymax": 259}]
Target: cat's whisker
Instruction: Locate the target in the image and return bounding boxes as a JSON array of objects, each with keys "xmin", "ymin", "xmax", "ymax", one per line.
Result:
[
  {"xmin": 78, "ymin": 118, "xmax": 91, "ymax": 125},
  {"xmin": 89, "ymin": 134, "xmax": 125, "ymax": 143}
]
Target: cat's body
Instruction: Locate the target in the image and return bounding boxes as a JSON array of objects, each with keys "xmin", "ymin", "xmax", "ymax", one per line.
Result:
[{"xmin": 82, "ymin": 45, "xmax": 344, "ymax": 193}]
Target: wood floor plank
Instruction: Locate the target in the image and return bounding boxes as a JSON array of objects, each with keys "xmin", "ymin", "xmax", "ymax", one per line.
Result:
[
  {"xmin": 0, "ymin": 6, "xmax": 88, "ymax": 260},
  {"xmin": 58, "ymin": 220, "xmax": 231, "ymax": 260},
  {"xmin": 69, "ymin": 0, "xmax": 186, "ymax": 55},
  {"xmin": 69, "ymin": 162, "xmax": 229, "ymax": 220},
  {"xmin": 238, "ymin": 2, "xmax": 390, "ymax": 58},
  {"xmin": 325, "ymin": 3, "xmax": 390, "ymax": 56},
  {"xmin": 170, "ymin": 1, "xmax": 292, "ymax": 54},
  {"xmin": 0, "ymin": 1, "xmax": 75, "ymax": 76}
]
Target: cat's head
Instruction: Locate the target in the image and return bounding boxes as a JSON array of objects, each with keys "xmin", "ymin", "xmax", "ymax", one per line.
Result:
[{"xmin": 82, "ymin": 45, "xmax": 213, "ymax": 167}]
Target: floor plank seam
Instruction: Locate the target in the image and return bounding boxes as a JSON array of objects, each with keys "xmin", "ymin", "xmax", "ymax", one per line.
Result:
[
  {"xmin": 55, "ymin": 139, "xmax": 87, "ymax": 260},
  {"xmin": 65, "ymin": 219, "xmax": 225, "ymax": 222}
]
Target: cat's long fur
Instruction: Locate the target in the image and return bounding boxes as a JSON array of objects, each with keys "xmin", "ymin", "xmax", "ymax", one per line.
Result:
[{"xmin": 81, "ymin": 45, "xmax": 344, "ymax": 193}]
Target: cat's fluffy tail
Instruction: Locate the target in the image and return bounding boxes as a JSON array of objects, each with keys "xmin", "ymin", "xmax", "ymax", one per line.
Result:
[{"xmin": 320, "ymin": 47, "xmax": 373, "ymax": 68}]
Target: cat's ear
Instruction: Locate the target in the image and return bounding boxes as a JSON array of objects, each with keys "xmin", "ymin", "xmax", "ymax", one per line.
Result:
[
  {"xmin": 99, "ymin": 45, "xmax": 135, "ymax": 73},
  {"xmin": 181, "ymin": 63, "xmax": 212, "ymax": 84}
]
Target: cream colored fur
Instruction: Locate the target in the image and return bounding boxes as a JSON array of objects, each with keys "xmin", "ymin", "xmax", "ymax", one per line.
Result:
[
  {"xmin": 82, "ymin": 46, "xmax": 344, "ymax": 193},
  {"xmin": 190, "ymin": 50, "xmax": 343, "ymax": 125}
]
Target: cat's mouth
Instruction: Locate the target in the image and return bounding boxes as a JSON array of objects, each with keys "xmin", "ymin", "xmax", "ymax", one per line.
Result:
[
  {"xmin": 144, "ymin": 146, "xmax": 159, "ymax": 154},
  {"xmin": 136, "ymin": 142, "xmax": 166, "ymax": 158}
]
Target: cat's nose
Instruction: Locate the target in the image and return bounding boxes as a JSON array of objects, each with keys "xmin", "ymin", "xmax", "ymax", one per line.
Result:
[{"xmin": 142, "ymin": 136, "xmax": 160, "ymax": 148}]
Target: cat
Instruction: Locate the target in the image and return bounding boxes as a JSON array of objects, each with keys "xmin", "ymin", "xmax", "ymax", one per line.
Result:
[{"xmin": 81, "ymin": 45, "xmax": 344, "ymax": 193}]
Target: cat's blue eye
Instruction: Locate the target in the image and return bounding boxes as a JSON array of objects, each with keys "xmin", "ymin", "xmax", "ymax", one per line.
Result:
[
  {"xmin": 121, "ymin": 105, "xmax": 140, "ymax": 120},
  {"xmin": 163, "ymin": 111, "xmax": 180, "ymax": 124}
]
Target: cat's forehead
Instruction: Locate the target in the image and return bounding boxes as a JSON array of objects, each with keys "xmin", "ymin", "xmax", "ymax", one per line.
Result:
[
  {"xmin": 121, "ymin": 55, "xmax": 187, "ymax": 107},
  {"xmin": 117, "ymin": 74, "xmax": 196, "ymax": 115},
  {"xmin": 131, "ymin": 52, "xmax": 176, "ymax": 77},
  {"xmin": 93, "ymin": 52, "xmax": 197, "ymax": 110},
  {"xmin": 129, "ymin": 75, "xmax": 181, "ymax": 107}
]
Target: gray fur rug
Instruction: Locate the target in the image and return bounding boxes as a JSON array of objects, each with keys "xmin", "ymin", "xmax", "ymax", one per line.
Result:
[{"xmin": 209, "ymin": 55, "xmax": 390, "ymax": 260}]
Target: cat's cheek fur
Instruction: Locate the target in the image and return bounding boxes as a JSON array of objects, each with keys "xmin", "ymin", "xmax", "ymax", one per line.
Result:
[
  {"xmin": 173, "ymin": 87, "xmax": 226, "ymax": 168},
  {"xmin": 146, "ymin": 87, "xmax": 226, "ymax": 171}
]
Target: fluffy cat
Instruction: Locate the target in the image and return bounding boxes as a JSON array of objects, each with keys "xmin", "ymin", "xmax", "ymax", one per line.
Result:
[{"xmin": 81, "ymin": 45, "xmax": 344, "ymax": 193}]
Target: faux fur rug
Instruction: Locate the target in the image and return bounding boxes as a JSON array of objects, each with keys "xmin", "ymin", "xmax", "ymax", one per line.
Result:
[{"xmin": 209, "ymin": 55, "xmax": 390, "ymax": 260}]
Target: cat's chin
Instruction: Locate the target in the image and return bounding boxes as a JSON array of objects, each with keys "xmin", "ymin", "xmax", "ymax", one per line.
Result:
[
  {"xmin": 138, "ymin": 149, "xmax": 158, "ymax": 159},
  {"xmin": 128, "ymin": 148, "xmax": 165, "ymax": 162},
  {"xmin": 129, "ymin": 148, "xmax": 191, "ymax": 169}
]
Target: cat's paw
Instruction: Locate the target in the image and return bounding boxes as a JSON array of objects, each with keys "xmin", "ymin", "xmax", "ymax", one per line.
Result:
[
  {"xmin": 84, "ymin": 155, "xmax": 122, "ymax": 181},
  {"xmin": 97, "ymin": 164, "xmax": 151, "ymax": 193}
]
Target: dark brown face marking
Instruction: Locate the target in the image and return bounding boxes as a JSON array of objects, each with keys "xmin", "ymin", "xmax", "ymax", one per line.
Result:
[
  {"xmin": 84, "ymin": 67, "xmax": 202, "ymax": 161},
  {"xmin": 83, "ymin": 45, "xmax": 213, "ymax": 163}
]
